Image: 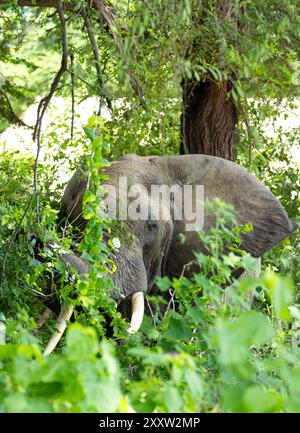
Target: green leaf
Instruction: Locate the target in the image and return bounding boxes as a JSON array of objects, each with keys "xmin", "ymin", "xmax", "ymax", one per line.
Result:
[
  {"xmin": 184, "ymin": 369, "xmax": 203, "ymax": 399},
  {"xmin": 156, "ymin": 276, "xmax": 171, "ymax": 292},
  {"xmin": 163, "ymin": 385, "xmax": 183, "ymax": 412},
  {"xmin": 84, "ymin": 127, "xmax": 96, "ymax": 141},
  {"xmin": 163, "ymin": 313, "xmax": 193, "ymax": 341},
  {"xmin": 243, "ymin": 386, "xmax": 283, "ymax": 413},
  {"xmin": 288, "ymin": 306, "xmax": 300, "ymax": 320},
  {"xmin": 4, "ymin": 395, "xmax": 53, "ymax": 413},
  {"xmin": 65, "ymin": 324, "xmax": 99, "ymax": 360},
  {"xmin": 238, "ymin": 311, "xmax": 273, "ymax": 346},
  {"xmin": 281, "ymin": 365, "xmax": 300, "ymax": 392},
  {"xmin": 216, "ymin": 311, "xmax": 273, "ymax": 378},
  {"xmin": 241, "ymin": 255, "xmax": 259, "ymax": 273},
  {"xmin": 264, "ymin": 273, "xmax": 295, "ymax": 321}
]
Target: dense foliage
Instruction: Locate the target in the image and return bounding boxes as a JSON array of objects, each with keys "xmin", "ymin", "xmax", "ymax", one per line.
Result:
[{"xmin": 0, "ymin": 0, "xmax": 299, "ymax": 413}]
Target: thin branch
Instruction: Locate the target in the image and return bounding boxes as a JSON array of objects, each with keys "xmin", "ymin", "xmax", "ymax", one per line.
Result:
[
  {"xmin": 80, "ymin": 5, "xmax": 111, "ymax": 113},
  {"xmin": 146, "ymin": 298, "xmax": 157, "ymax": 326},
  {"xmin": 70, "ymin": 52, "xmax": 75, "ymax": 141},
  {"xmin": 164, "ymin": 261, "xmax": 192, "ymax": 315},
  {"xmin": 33, "ymin": 0, "xmax": 69, "ymax": 223},
  {"xmin": 0, "ymin": 0, "xmax": 143, "ymax": 101},
  {"xmin": 94, "ymin": 0, "xmax": 144, "ymax": 101},
  {"xmin": 80, "ymin": 6, "xmax": 102, "ymax": 104},
  {"xmin": 26, "ymin": 287, "xmax": 54, "ymax": 299},
  {"xmin": 66, "ymin": 69, "xmax": 96, "ymax": 89},
  {"xmin": 166, "ymin": 289, "xmax": 176, "ymax": 312},
  {"xmin": 78, "ymin": 94, "xmax": 91, "ymax": 104},
  {"xmin": 236, "ymin": 83, "xmax": 254, "ymax": 166},
  {"xmin": 66, "ymin": 69, "xmax": 95, "ymax": 89},
  {"xmin": 46, "ymin": 9, "xmax": 59, "ymax": 18},
  {"xmin": 1, "ymin": 91, "xmax": 33, "ymax": 129}
]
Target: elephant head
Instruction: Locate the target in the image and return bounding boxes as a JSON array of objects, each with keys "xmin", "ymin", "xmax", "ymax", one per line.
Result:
[{"xmin": 43, "ymin": 154, "xmax": 297, "ymax": 355}]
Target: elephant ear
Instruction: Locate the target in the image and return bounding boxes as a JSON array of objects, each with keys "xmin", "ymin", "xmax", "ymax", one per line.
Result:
[{"xmin": 160, "ymin": 154, "xmax": 298, "ymax": 257}]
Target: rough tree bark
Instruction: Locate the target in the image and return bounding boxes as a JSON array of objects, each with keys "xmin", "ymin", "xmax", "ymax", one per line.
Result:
[
  {"xmin": 181, "ymin": 1, "xmax": 238, "ymax": 161},
  {"xmin": 181, "ymin": 79, "xmax": 237, "ymax": 160}
]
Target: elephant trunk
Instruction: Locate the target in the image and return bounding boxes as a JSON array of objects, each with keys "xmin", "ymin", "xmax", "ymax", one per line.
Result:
[
  {"xmin": 43, "ymin": 291, "xmax": 145, "ymax": 356},
  {"xmin": 42, "ymin": 250, "xmax": 146, "ymax": 356}
]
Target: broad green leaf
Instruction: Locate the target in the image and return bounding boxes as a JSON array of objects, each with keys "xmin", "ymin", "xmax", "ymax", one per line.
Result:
[
  {"xmin": 65, "ymin": 324, "xmax": 99, "ymax": 360},
  {"xmin": 163, "ymin": 313, "xmax": 193, "ymax": 341},
  {"xmin": 243, "ymin": 386, "xmax": 283, "ymax": 413}
]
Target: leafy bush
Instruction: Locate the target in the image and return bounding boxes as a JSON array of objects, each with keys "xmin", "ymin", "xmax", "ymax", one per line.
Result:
[
  {"xmin": 1, "ymin": 0, "xmax": 299, "ymax": 414},
  {"xmin": 0, "ymin": 153, "xmax": 299, "ymax": 412}
]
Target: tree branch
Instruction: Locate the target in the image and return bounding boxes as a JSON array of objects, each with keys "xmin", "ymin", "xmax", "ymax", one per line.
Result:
[
  {"xmin": 94, "ymin": 0, "xmax": 144, "ymax": 101},
  {"xmin": 0, "ymin": 0, "xmax": 74, "ymax": 9},
  {"xmin": 33, "ymin": 0, "xmax": 69, "ymax": 221},
  {"xmin": 80, "ymin": 5, "xmax": 109, "ymax": 114},
  {"xmin": 0, "ymin": 90, "xmax": 33, "ymax": 129},
  {"xmin": 0, "ymin": 0, "xmax": 70, "ymax": 287},
  {"xmin": 0, "ymin": 0, "xmax": 144, "ymax": 100},
  {"xmin": 70, "ymin": 52, "xmax": 75, "ymax": 140}
]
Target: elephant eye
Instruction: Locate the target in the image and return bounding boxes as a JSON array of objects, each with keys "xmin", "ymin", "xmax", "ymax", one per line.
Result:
[{"xmin": 147, "ymin": 220, "xmax": 158, "ymax": 232}]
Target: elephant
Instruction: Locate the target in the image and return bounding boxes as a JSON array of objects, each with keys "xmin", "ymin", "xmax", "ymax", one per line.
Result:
[{"xmin": 42, "ymin": 154, "xmax": 297, "ymax": 355}]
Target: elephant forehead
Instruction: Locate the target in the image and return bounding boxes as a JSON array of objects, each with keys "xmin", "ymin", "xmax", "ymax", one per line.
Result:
[
  {"xmin": 147, "ymin": 194, "xmax": 172, "ymax": 221},
  {"xmin": 107, "ymin": 155, "xmax": 162, "ymax": 182},
  {"xmin": 102, "ymin": 174, "xmax": 174, "ymax": 222}
]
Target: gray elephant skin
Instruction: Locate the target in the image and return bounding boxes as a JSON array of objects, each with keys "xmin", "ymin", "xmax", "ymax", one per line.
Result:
[
  {"xmin": 61, "ymin": 154, "xmax": 297, "ymax": 298},
  {"xmin": 42, "ymin": 154, "xmax": 297, "ymax": 354}
]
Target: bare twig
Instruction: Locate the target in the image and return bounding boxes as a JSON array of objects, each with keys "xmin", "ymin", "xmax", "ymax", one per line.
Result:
[
  {"xmin": 180, "ymin": 261, "xmax": 193, "ymax": 278},
  {"xmin": 146, "ymin": 298, "xmax": 157, "ymax": 326},
  {"xmin": 33, "ymin": 0, "xmax": 69, "ymax": 223},
  {"xmin": 167, "ymin": 289, "xmax": 176, "ymax": 312},
  {"xmin": 26, "ymin": 287, "xmax": 54, "ymax": 299},
  {"xmin": 70, "ymin": 52, "xmax": 75, "ymax": 141},
  {"xmin": 78, "ymin": 94, "xmax": 90, "ymax": 104},
  {"xmin": 236, "ymin": 85, "xmax": 254, "ymax": 166},
  {"xmin": 66, "ymin": 69, "xmax": 96, "ymax": 89},
  {"xmin": 46, "ymin": 9, "xmax": 59, "ymax": 18},
  {"xmin": 0, "ymin": 91, "xmax": 34, "ymax": 129},
  {"xmin": 80, "ymin": 5, "xmax": 108, "ymax": 114},
  {"xmin": 45, "ymin": 24, "xmax": 61, "ymax": 34}
]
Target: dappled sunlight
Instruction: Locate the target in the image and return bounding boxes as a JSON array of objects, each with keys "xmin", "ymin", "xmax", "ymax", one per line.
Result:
[{"xmin": 0, "ymin": 0, "xmax": 299, "ymax": 416}]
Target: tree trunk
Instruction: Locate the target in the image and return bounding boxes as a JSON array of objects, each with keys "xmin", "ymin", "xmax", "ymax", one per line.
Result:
[{"xmin": 181, "ymin": 79, "xmax": 237, "ymax": 160}]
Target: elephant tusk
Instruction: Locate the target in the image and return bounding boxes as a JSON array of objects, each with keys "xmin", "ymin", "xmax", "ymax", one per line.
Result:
[
  {"xmin": 128, "ymin": 291, "xmax": 144, "ymax": 334},
  {"xmin": 43, "ymin": 303, "xmax": 74, "ymax": 356},
  {"xmin": 43, "ymin": 291, "xmax": 144, "ymax": 354}
]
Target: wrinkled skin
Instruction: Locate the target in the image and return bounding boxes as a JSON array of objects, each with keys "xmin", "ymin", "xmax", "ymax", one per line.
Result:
[{"xmin": 59, "ymin": 154, "xmax": 297, "ymax": 311}]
